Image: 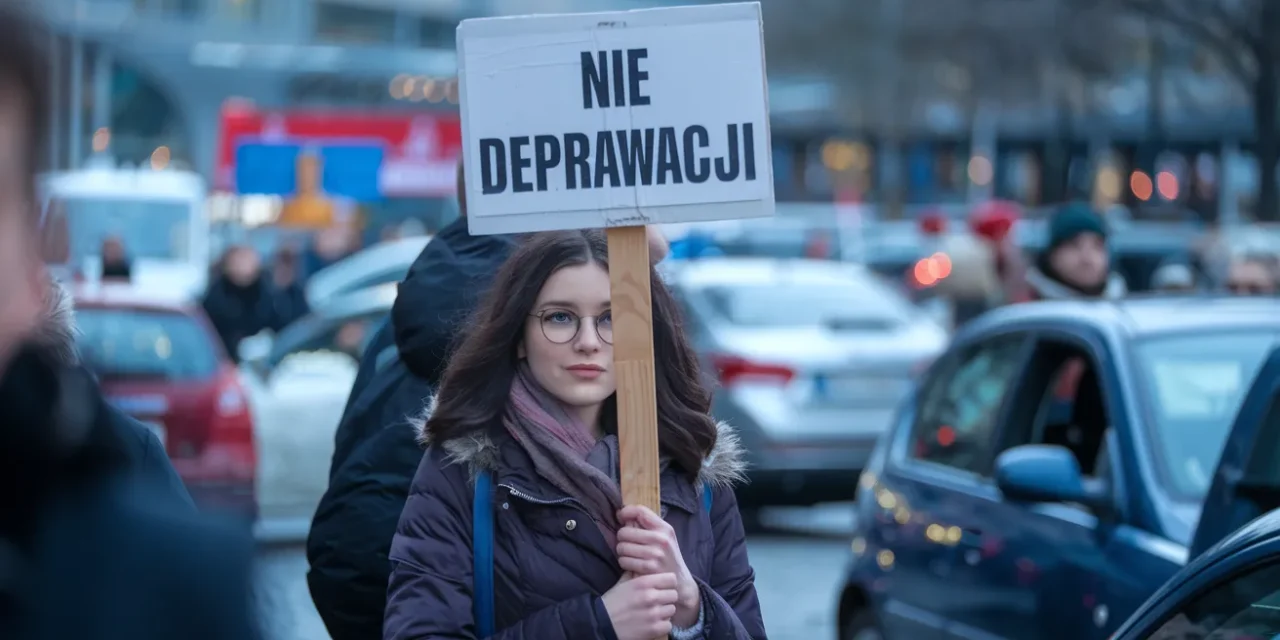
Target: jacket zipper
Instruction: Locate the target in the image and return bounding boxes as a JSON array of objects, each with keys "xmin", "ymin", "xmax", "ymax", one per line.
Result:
[
  {"xmin": 499, "ymin": 483, "xmax": 583, "ymax": 510},
  {"xmin": 500, "ymin": 484, "xmax": 670, "ymax": 518}
]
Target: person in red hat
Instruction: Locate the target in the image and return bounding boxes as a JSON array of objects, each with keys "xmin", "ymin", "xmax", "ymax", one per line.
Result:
[{"xmin": 968, "ymin": 200, "xmax": 1029, "ymax": 303}]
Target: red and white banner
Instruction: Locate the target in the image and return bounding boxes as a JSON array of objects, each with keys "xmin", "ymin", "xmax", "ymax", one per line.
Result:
[{"xmin": 216, "ymin": 103, "xmax": 463, "ymax": 198}]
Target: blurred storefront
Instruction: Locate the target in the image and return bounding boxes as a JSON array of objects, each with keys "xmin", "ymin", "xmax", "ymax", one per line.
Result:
[{"xmin": 39, "ymin": 0, "xmax": 468, "ymax": 237}]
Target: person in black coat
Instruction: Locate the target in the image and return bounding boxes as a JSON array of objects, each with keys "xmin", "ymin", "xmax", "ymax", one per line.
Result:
[
  {"xmin": 306, "ymin": 176, "xmax": 520, "ymax": 639},
  {"xmin": 31, "ymin": 277, "xmax": 195, "ymax": 511},
  {"xmin": 306, "ymin": 162, "xmax": 671, "ymax": 639},
  {"xmin": 203, "ymin": 245, "xmax": 277, "ymax": 363},
  {"xmin": 0, "ymin": 5, "xmax": 258, "ymax": 635}
]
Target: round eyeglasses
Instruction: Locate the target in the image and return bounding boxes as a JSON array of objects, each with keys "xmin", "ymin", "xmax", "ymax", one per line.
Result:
[{"xmin": 531, "ymin": 309, "xmax": 613, "ymax": 345}]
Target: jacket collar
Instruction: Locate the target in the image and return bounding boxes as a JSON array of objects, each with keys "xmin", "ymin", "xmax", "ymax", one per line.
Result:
[
  {"xmin": 1025, "ymin": 266, "xmax": 1127, "ymax": 300},
  {"xmin": 411, "ymin": 394, "xmax": 748, "ymax": 514}
]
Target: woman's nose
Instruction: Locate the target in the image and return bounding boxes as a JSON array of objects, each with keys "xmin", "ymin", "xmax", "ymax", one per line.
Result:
[{"xmin": 573, "ymin": 318, "xmax": 602, "ymax": 352}]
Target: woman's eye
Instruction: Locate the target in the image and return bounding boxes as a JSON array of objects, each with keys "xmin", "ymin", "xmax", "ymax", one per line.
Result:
[
  {"xmin": 598, "ymin": 312, "xmax": 612, "ymax": 326},
  {"xmin": 545, "ymin": 311, "xmax": 574, "ymax": 324}
]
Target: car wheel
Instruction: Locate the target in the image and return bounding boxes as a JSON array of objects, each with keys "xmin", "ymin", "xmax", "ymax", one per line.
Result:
[{"xmin": 843, "ymin": 608, "xmax": 884, "ymax": 640}]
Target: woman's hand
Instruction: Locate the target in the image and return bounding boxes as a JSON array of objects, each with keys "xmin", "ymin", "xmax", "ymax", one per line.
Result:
[
  {"xmin": 616, "ymin": 505, "xmax": 700, "ymax": 628},
  {"xmin": 601, "ymin": 572, "xmax": 679, "ymax": 640}
]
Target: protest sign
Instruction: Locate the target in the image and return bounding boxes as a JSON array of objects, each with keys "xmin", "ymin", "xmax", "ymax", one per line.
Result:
[{"xmin": 458, "ymin": 3, "xmax": 773, "ymax": 514}]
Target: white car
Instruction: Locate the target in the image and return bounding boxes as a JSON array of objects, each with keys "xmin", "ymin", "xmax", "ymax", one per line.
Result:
[
  {"xmin": 240, "ymin": 284, "xmax": 398, "ymax": 522},
  {"xmin": 304, "ymin": 236, "xmax": 431, "ymax": 309}
]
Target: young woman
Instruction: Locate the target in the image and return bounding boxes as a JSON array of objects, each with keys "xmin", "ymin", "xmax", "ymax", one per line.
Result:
[{"xmin": 384, "ymin": 229, "xmax": 765, "ymax": 640}]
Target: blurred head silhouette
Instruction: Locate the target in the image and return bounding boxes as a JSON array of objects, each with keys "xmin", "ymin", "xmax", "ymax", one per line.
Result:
[{"xmin": 0, "ymin": 0, "xmax": 51, "ymax": 372}]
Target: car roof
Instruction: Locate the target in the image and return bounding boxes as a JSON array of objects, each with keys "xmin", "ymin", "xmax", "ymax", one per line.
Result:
[
  {"xmin": 305, "ymin": 235, "xmax": 431, "ymax": 304},
  {"xmin": 662, "ymin": 257, "xmax": 878, "ymax": 289},
  {"xmin": 965, "ymin": 295, "xmax": 1280, "ymax": 339},
  {"xmin": 71, "ymin": 282, "xmax": 195, "ymax": 313},
  {"xmin": 309, "ymin": 282, "xmax": 399, "ymax": 320}
]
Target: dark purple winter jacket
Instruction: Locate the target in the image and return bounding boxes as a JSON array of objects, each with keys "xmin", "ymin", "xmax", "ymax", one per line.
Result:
[{"xmin": 384, "ymin": 412, "xmax": 766, "ymax": 639}]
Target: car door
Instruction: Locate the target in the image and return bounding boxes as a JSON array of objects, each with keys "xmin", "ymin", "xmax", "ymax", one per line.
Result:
[
  {"xmin": 1114, "ymin": 532, "xmax": 1280, "ymax": 640},
  {"xmin": 1190, "ymin": 347, "xmax": 1280, "ymax": 558},
  {"xmin": 937, "ymin": 328, "xmax": 1157, "ymax": 640},
  {"xmin": 872, "ymin": 332, "xmax": 1032, "ymax": 639}
]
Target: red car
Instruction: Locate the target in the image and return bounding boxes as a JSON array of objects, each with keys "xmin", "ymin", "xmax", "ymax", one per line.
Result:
[{"xmin": 72, "ymin": 284, "xmax": 258, "ymax": 521}]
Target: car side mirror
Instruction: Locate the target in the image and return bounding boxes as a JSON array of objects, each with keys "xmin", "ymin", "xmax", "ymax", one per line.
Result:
[{"xmin": 995, "ymin": 444, "xmax": 1112, "ymax": 513}]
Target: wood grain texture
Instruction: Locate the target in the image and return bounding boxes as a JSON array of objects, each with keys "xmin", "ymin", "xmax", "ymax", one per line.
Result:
[{"xmin": 606, "ymin": 226, "xmax": 661, "ymax": 512}]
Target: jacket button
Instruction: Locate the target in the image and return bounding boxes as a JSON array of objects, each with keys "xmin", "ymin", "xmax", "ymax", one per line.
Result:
[
  {"xmin": 565, "ymin": 519, "xmax": 577, "ymax": 531},
  {"xmin": 501, "ymin": 502, "xmax": 509, "ymax": 510}
]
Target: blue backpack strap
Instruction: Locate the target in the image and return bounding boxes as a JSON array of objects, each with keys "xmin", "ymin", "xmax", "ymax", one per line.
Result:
[
  {"xmin": 702, "ymin": 480, "xmax": 713, "ymax": 513},
  {"xmin": 472, "ymin": 470, "xmax": 496, "ymax": 638}
]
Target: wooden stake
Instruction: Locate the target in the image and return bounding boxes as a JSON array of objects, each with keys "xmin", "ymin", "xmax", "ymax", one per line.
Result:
[{"xmin": 606, "ymin": 226, "xmax": 660, "ymax": 513}]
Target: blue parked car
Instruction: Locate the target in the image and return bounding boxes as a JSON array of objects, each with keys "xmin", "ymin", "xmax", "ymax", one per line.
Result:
[{"xmin": 837, "ymin": 296, "xmax": 1280, "ymax": 640}]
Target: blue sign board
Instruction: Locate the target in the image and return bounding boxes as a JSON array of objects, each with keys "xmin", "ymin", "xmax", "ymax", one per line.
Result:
[
  {"xmin": 320, "ymin": 144, "xmax": 384, "ymax": 202},
  {"xmin": 234, "ymin": 142, "xmax": 385, "ymax": 202},
  {"xmin": 235, "ymin": 142, "xmax": 301, "ymax": 196}
]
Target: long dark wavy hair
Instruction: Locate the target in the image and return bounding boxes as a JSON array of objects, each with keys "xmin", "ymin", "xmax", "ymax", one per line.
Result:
[{"xmin": 426, "ymin": 229, "xmax": 718, "ymax": 478}]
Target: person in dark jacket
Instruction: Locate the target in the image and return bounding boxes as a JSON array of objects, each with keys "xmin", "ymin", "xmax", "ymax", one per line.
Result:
[
  {"xmin": 267, "ymin": 247, "xmax": 309, "ymax": 332},
  {"xmin": 307, "ymin": 163, "xmax": 671, "ymax": 639},
  {"xmin": 1022, "ymin": 203, "xmax": 1127, "ymax": 301},
  {"xmin": 384, "ymin": 229, "xmax": 764, "ymax": 639},
  {"xmin": 0, "ymin": 6, "xmax": 259, "ymax": 636},
  {"xmin": 203, "ymin": 244, "xmax": 277, "ymax": 363},
  {"xmin": 100, "ymin": 235, "xmax": 133, "ymax": 280},
  {"xmin": 32, "ymin": 276, "xmax": 195, "ymax": 511}
]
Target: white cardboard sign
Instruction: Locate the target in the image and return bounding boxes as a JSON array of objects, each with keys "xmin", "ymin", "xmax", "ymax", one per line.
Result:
[{"xmin": 457, "ymin": 2, "xmax": 775, "ymax": 235}]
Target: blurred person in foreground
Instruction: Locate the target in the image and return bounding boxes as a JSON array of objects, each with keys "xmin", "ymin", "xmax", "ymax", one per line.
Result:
[
  {"xmin": 307, "ymin": 161, "xmax": 669, "ymax": 639},
  {"xmin": 1023, "ymin": 203, "xmax": 1127, "ymax": 301},
  {"xmin": 1223, "ymin": 254, "xmax": 1277, "ymax": 296},
  {"xmin": 203, "ymin": 245, "xmax": 277, "ymax": 363},
  {"xmin": 34, "ymin": 277, "xmax": 194, "ymax": 510},
  {"xmin": 384, "ymin": 229, "xmax": 762, "ymax": 639},
  {"xmin": 0, "ymin": 5, "xmax": 259, "ymax": 638}
]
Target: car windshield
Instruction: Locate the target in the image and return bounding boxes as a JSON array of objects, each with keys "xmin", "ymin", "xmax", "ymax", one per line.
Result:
[
  {"xmin": 76, "ymin": 308, "xmax": 220, "ymax": 381},
  {"xmin": 702, "ymin": 277, "xmax": 915, "ymax": 329},
  {"xmin": 51, "ymin": 197, "xmax": 193, "ymax": 262},
  {"xmin": 1134, "ymin": 331, "xmax": 1278, "ymax": 500}
]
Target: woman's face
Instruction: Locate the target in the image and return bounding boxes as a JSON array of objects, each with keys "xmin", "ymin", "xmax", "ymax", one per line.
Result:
[{"xmin": 519, "ymin": 261, "xmax": 615, "ymax": 417}]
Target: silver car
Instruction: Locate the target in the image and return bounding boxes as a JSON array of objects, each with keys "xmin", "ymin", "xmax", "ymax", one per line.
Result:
[{"xmin": 663, "ymin": 258, "xmax": 948, "ymax": 507}]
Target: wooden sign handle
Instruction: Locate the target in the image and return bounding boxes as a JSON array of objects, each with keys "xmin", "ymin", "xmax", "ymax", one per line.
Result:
[{"xmin": 606, "ymin": 226, "xmax": 661, "ymax": 513}]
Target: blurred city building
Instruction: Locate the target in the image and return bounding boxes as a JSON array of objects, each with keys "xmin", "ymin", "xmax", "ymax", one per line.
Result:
[{"xmin": 34, "ymin": 0, "xmax": 1279, "ymax": 221}]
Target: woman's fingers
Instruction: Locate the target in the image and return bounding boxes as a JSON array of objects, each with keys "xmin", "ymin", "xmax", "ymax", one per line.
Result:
[
  {"xmin": 617, "ymin": 505, "xmax": 665, "ymax": 528},
  {"xmin": 616, "ymin": 541, "xmax": 664, "ymax": 560},
  {"xmin": 616, "ymin": 526, "xmax": 665, "ymax": 546},
  {"xmin": 618, "ymin": 555, "xmax": 665, "ymax": 575}
]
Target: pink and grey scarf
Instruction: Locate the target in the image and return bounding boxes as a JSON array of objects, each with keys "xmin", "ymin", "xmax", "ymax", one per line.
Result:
[{"xmin": 503, "ymin": 362, "xmax": 624, "ymax": 550}]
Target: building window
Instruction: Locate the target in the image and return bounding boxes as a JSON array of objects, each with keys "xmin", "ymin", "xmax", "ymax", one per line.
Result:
[{"xmin": 315, "ymin": 2, "xmax": 397, "ymax": 44}]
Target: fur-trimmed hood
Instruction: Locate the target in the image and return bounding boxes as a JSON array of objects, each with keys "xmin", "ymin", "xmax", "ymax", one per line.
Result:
[{"xmin": 409, "ymin": 394, "xmax": 748, "ymax": 490}]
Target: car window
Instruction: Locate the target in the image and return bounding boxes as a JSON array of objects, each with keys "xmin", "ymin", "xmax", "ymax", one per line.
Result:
[
  {"xmin": 76, "ymin": 308, "xmax": 220, "ymax": 380},
  {"xmin": 911, "ymin": 336, "xmax": 1026, "ymax": 474},
  {"xmin": 1143, "ymin": 561, "xmax": 1280, "ymax": 639},
  {"xmin": 272, "ymin": 311, "xmax": 387, "ymax": 369},
  {"xmin": 701, "ymin": 277, "xmax": 915, "ymax": 329},
  {"xmin": 1133, "ymin": 331, "xmax": 1277, "ymax": 500}
]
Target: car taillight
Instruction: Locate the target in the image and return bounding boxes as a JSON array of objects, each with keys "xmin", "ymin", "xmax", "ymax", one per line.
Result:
[
  {"xmin": 206, "ymin": 373, "xmax": 256, "ymax": 481},
  {"xmin": 710, "ymin": 354, "xmax": 795, "ymax": 386}
]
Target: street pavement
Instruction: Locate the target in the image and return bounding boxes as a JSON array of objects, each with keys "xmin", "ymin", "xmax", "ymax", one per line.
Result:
[{"xmin": 253, "ymin": 503, "xmax": 855, "ymax": 640}]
